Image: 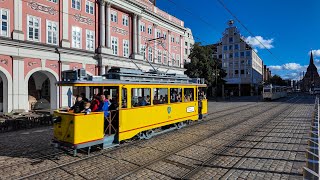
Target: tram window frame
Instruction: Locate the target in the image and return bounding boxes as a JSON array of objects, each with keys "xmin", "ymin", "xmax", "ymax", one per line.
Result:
[
  {"xmin": 184, "ymin": 88, "xmax": 194, "ymax": 102},
  {"xmin": 131, "ymin": 88, "xmax": 151, "ymax": 107},
  {"xmin": 153, "ymin": 88, "xmax": 168, "ymax": 105},
  {"xmin": 121, "ymin": 88, "xmax": 127, "ymax": 108},
  {"xmin": 198, "ymin": 87, "xmax": 207, "ymax": 100},
  {"xmin": 170, "ymin": 88, "xmax": 182, "ymax": 103}
]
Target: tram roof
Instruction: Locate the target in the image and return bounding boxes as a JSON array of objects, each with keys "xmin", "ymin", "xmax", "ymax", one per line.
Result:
[{"xmin": 57, "ymin": 79, "xmax": 207, "ymax": 87}]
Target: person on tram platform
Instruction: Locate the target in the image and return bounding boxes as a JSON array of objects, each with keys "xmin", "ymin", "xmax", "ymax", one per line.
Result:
[
  {"xmin": 90, "ymin": 95, "xmax": 100, "ymax": 112},
  {"xmin": 99, "ymin": 95, "xmax": 110, "ymax": 132},
  {"xmin": 69, "ymin": 95, "xmax": 85, "ymax": 113}
]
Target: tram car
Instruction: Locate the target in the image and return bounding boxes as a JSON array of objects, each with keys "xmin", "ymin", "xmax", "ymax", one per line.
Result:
[
  {"xmin": 263, "ymin": 85, "xmax": 287, "ymax": 100},
  {"xmin": 52, "ymin": 68, "xmax": 208, "ymax": 155}
]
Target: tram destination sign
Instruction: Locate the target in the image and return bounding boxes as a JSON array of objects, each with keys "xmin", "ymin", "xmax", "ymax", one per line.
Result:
[{"xmin": 186, "ymin": 106, "xmax": 195, "ymax": 113}]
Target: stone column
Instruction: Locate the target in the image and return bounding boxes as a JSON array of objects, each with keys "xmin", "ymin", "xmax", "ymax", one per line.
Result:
[
  {"xmin": 137, "ymin": 15, "xmax": 141, "ymax": 54},
  {"xmin": 133, "ymin": 14, "xmax": 138, "ymax": 55},
  {"xmin": 13, "ymin": 0, "xmax": 24, "ymax": 40},
  {"xmin": 106, "ymin": 3, "xmax": 111, "ymax": 49},
  {"xmin": 100, "ymin": 0, "xmax": 106, "ymax": 47},
  {"xmin": 168, "ymin": 31, "xmax": 171, "ymax": 65},
  {"xmin": 61, "ymin": 0, "xmax": 70, "ymax": 47},
  {"xmin": 12, "ymin": 57, "xmax": 28, "ymax": 111}
]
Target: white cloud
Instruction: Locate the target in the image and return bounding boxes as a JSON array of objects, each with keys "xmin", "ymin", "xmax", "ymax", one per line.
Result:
[
  {"xmin": 245, "ymin": 36, "xmax": 274, "ymax": 49},
  {"xmin": 269, "ymin": 65, "xmax": 282, "ymax": 70},
  {"xmin": 282, "ymin": 63, "xmax": 302, "ymax": 70},
  {"xmin": 310, "ymin": 49, "xmax": 320, "ymax": 57},
  {"xmin": 269, "ymin": 63, "xmax": 303, "ymax": 71},
  {"xmin": 283, "ymin": 72, "xmax": 299, "ymax": 80}
]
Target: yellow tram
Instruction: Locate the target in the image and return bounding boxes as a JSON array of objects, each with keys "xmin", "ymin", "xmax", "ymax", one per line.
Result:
[{"xmin": 53, "ymin": 68, "xmax": 207, "ymax": 155}]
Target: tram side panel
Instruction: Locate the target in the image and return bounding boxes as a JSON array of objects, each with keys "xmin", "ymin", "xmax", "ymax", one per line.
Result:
[
  {"xmin": 53, "ymin": 112, "xmax": 104, "ymax": 146},
  {"xmin": 201, "ymin": 99, "xmax": 208, "ymax": 114},
  {"xmin": 118, "ymin": 101, "xmax": 199, "ymax": 141}
]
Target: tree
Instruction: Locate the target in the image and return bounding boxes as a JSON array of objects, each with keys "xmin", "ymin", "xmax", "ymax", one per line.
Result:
[
  {"xmin": 185, "ymin": 43, "xmax": 226, "ymax": 96},
  {"xmin": 268, "ymin": 75, "xmax": 287, "ymax": 86}
]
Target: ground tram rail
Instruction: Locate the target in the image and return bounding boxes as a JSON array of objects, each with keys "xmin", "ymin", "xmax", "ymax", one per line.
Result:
[{"xmin": 52, "ymin": 68, "xmax": 208, "ymax": 155}]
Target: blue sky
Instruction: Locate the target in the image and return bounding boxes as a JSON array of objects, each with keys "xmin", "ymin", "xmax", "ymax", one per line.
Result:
[{"xmin": 157, "ymin": 0, "xmax": 320, "ymax": 80}]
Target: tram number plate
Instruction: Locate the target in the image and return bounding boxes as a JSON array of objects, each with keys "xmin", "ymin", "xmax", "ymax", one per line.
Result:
[{"xmin": 186, "ymin": 106, "xmax": 195, "ymax": 113}]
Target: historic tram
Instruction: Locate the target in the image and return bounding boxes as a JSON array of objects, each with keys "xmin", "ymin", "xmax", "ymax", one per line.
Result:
[
  {"xmin": 52, "ymin": 68, "xmax": 207, "ymax": 155},
  {"xmin": 263, "ymin": 85, "xmax": 287, "ymax": 100}
]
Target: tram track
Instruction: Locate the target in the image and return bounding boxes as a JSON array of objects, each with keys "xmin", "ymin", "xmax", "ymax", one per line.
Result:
[
  {"xmin": 179, "ymin": 98, "xmax": 302, "ymax": 179},
  {"xmin": 14, "ymin": 96, "xmax": 296, "ymax": 179},
  {"xmin": 1, "ymin": 100, "xmax": 259, "ymax": 170},
  {"xmin": 112, "ymin": 97, "xmax": 300, "ymax": 179}
]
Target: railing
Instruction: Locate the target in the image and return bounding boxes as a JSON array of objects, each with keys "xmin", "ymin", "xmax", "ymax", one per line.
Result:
[{"xmin": 303, "ymin": 96, "xmax": 320, "ymax": 179}]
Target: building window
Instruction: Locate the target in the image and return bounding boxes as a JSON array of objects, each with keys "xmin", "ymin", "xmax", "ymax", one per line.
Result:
[
  {"xmin": 46, "ymin": 20, "xmax": 58, "ymax": 45},
  {"xmin": 111, "ymin": 37, "xmax": 118, "ymax": 55},
  {"xmin": 223, "ymin": 53, "xmax": 227, "ymax": 60},
  {"xmin": 156, "ymin": 30, "xmax": 161, "ymax": 38},
  {"xmin": 185, "ymin": 48, "xmax": 188, "ymax": 55},
  {"xmin": 185, "ymin": 42, "xmax": 188, "ymax": 46},
  {"xmin": 122, "ymin": 15, "xmax": 128, "ymax": 26},
  {"xmin": 140, "ymin": 23, "xmax": 145, "ymax": 32},
  {"xmin": 72, "ymin": 26, "xmax": 81, "ymax": 48},
  {"xmin": 176, "ymin": 54, "xmax": 180, "ymax": 66},
  {"xmin": 27, "ymin": 15, "xmax": 40, "ymax": 42},
  {"xmin": 148, "ymin": 26, "xmax": 152, "ymax": 35},
  {"xmin": 241, "ymin": 69, "xmax": 244, "ymax": 74},
  {"xmin": 229, "ymin": 45, "xmax": 233, "ymax": 50},
  {"xmin": 48, "ymin": 0, "xmax": 58, "ymax": 3},
  {"xmin": 148, "ymin": 47, "xmax": 153, "ymax": 61},
  {"xmin": 234, "ymin": 44, "xmax": 239, "ymax": 50},
  {"xmin": 171, "ymin": 36, "xmax": 175, "ymax": 43},
  {"xmin": 171, "ymin": 53, "xmax": 175, "ymax": 65},
  {"xmin": 235, "ymin": 70, "xmax": 239, "ymax": 74},
  {"xmin": 0, "ymin": 9, "xmax": 9, "ymax": 37},
  {"xmin": 241, "ymin": 60, "xmax": 245, "ymax": 65},
  {"xmin": 85, "ymin": 1, "xmax": 94, "ymax": 14},
  {"xmin": 176, "ymin": 37, "xmax": 180, "ymax": 44},
  {"xmin": 111, "ymin": 11, "xmax": 117, "ymax": 23},
  {"xmin": 229, "ymin": 53, "xmax": 233, "ymax": 58},
  {"xmin": 246, "ymin": 51, "xmax": 251, "ymax": 57},
  {"xmin": 240, "ymin": 51, "xmax": 245, "ymax": 57},
  {"xmin": 123, "ymin": 40, "xmax": 129, "ymax": 57},
  {"xmin": 163, "ymin": 32, "xmax": 166, "ymax": 39},
  {"xmin": 246, "ymin": 69, "xmax": 251, "ymax": 74},
  {"xmin": 72, "ymin": 0, "xmax": 81, "ymax": 10},
  {"xmin": 246, "ymin": 59, "xmax": 251, "ymax": 65},
  {"xmin": 141, "ymin": 45, "xmax": 146, "ymax": 58},
  {"xmin": 157, "ymin": 50, "xmax": 162, "ymax": 63},
  {"xmin": 86, "ymin": 30, "xmax": 94, "ymax": 51},
  {"xmin": 234, "ymin": 52, "xmax": 239, "ymax": 58},
  {"xmin": 223, "ymin": 46, "xmax": 227, "ymax": 51},
  {"xmin": 163, "ymin": 51, "xmax": 167, "ymax": 65},
  {"xmin": 218, "ymin": 54, "xmax": 222, "ymax": 59},
  {"xmin": 229, "ymin": 37, "xmax": 233, "ymax": 43},
  {"xmin": 223, "ymin": 62, "xmax": 228, "ymax": 67}
]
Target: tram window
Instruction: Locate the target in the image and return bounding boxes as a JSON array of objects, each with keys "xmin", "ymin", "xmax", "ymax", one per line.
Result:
[
  {"xmin": 264, "ymin": 89, "xmax": 271, "ymax": 93},
  {"xmin": 184, "ymin": 88, "xmax": 194, "ymax": 102},
  {"xmin": 153, "ymin": 88, "xmax": 168, "ymax": 105},
  {"xmin": 122, "ymin": 88, "xmax": 127, "ymax": 108},
  {"xmin": 131, "ymin": 88, "xmax": 151, "ymax": 107},
  {"xmin": 170, "ymin": 88, "xmax": 182, "ymax": 103},
  {"xmin": 198, "ymin": 87, "xmax": 207, "ymax": 100}
]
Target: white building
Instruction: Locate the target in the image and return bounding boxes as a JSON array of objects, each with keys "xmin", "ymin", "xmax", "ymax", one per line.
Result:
[
  {"xmin": 215, "ymin": 20, "xmax": 263, "ymax": 96},
  {"xmin": 183, "ymin": 28, "xmax": 195, "ymax": 64}
]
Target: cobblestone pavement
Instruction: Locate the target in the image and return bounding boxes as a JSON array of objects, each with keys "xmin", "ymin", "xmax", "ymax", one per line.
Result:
[{"xmin": 0, "ymin": 96, "xmax": 314, "ymax": 179}]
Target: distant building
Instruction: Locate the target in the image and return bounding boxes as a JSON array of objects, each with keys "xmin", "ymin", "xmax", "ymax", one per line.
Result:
[
  {"xmin": 183, "ymin": 28, "xmax": 195, "ymax": 64},
  {"xmin": 214, "ymin": 20, "xmax": 264, "ymax": 96},
  {"xmin": 301, "ymin": 51, "xmax": 320, "ymax": 91}
]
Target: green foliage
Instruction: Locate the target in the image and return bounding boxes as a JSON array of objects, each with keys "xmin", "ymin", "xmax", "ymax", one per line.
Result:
[
  {"xmin": 268, "ymin": 74, "xmax": 287, "ymax": 86},
  {"xmin": 184, "ymin": 43, "xmax": 226, "ymax": 86}
]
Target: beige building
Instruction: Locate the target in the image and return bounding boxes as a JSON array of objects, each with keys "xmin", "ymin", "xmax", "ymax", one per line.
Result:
[
  {"xmin": 183, "ymin": 28, "xmax": 195, "ymax": 63},
  {"xmin": 215, "ymin": 20, "xmax": 263, "ymax": 96}
]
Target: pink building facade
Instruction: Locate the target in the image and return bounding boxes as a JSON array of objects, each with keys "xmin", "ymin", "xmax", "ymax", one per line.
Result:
[{"xmin": 0, "ymin": 0, "xmax": 187, "ymax": 113}]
